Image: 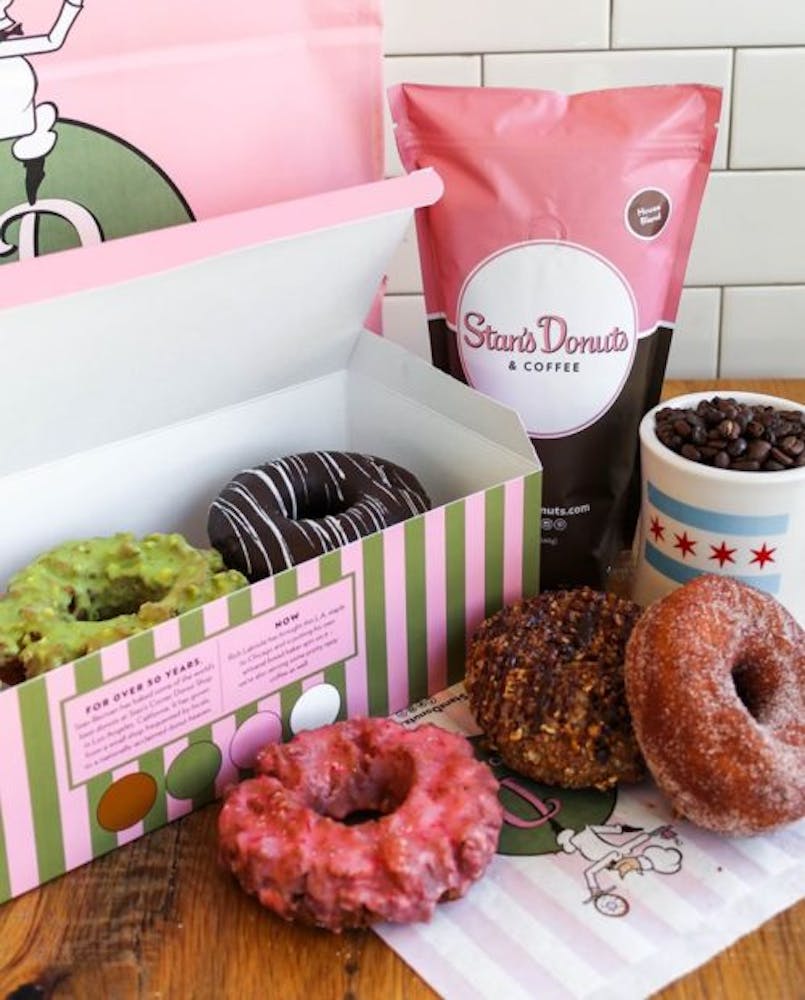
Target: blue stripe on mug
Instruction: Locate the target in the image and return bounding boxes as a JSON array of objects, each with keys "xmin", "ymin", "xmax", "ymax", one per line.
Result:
[
  {"xmin": 645, "ymin": 541, "xmax": 781, "ymax": 595},
  {"xmin": 647, "ymin": 483, "xmax": 789, "ymax": 537}
]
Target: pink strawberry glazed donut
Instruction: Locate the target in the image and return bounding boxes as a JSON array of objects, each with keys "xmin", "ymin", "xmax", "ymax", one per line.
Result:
[{"xmin": 218, "ymin": 717, "xmax": 503, "ymax": 931}]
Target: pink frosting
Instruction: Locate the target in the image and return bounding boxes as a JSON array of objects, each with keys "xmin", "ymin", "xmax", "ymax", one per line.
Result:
[{"xmin": 218, "ymin": 717, "xmax": 502, "ymax": 930}]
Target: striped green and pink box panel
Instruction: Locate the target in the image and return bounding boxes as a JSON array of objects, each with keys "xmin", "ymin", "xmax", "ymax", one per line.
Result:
[{"xmin": 0, "ymin": 474, "xmax": 540, "ymax": 902}]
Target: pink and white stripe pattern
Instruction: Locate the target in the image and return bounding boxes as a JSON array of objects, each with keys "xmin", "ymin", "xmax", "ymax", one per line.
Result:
[{"xmin": 383, "ymin": 685, "xmax": 805, "ymax": 1000}]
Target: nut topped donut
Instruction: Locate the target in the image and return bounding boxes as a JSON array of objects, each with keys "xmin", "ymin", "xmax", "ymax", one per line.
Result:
[
  {"xmin": 466, "ymin": 587, "xmax": 646, "ymax": 790},
  {"xmin": 218, "ymin": 717, "xmax": 502, "ymax": 930},
  {"xmin": 0, "ymin": 533, "xmax": 246, "ymax": 682},
  {"xmin": 625, "ymin": 574, "xmax": 805, "ymax": 835},
  {"xmin": 208, "ymin": 451, "xmax": 430, "ymax": 582}
]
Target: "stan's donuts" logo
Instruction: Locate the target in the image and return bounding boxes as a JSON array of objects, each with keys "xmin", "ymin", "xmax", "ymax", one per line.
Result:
[{"xmin": 456, "ymin": 240, "xmax": 639, "ymax": 439}]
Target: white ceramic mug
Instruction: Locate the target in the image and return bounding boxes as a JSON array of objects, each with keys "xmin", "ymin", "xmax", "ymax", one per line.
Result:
[{"xmin": 632, "ymin": 391, "xmax": 805, "ymax": 624}]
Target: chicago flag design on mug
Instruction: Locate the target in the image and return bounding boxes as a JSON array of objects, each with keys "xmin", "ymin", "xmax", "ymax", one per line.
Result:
[{"xmin": 643, "ymin": 482, "xmax": 789, "ymax": 595}]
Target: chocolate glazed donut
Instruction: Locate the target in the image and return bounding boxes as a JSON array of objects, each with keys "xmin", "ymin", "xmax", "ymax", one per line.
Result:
[{"xmin": 208, "ymin": 452, "xmax": 431, "ymax": 582}]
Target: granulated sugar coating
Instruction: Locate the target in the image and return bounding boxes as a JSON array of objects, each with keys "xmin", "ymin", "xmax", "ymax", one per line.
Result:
[{"xmin": 625, "ymin": 575, "xmax": 805, "ymax": 835}]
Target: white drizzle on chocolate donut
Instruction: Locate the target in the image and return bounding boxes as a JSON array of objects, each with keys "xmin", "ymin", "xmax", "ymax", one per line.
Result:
[{"xmin": 208, "ymin": 451, "xmax": 430, "ymax": 581}]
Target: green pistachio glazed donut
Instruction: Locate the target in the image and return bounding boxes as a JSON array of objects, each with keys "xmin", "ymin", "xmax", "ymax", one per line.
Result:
[{"xmin": 0, "ymin": 533, "xmax": 247, "ymax": 682}]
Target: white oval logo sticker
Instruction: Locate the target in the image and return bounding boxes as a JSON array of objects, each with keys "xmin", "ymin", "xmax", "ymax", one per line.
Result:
[{"xmin": 457, "ymin": 241, "xmax": 638, "ymax": 439}]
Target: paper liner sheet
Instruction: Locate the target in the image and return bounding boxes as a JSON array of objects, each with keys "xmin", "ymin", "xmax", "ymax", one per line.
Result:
[{"xmin": 378, "ymin": 685, "xmax": 804, "ymax": 1000}]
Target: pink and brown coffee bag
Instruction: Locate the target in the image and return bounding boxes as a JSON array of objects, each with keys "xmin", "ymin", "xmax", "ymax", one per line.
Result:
[{"xmin": 390, "ymin": 83, "xmax": 721, "ymax": 588}]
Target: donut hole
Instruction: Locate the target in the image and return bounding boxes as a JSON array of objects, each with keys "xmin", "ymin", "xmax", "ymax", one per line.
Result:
[
  {"xmin": 320, "ymin": 750, "xmax": 414, "ymax": 826},
  {"xmin": 731, "ymin": 660, "xmax": 767, "ymax": 721},
  {"xmin": 297, "ymin": 496, "xmax": 352, "ymax": 520},
  {"xmin": 341, "ymin": 808, "xmax": 386, "ymax": 827},
  {"xmin": 293, "ymin": 479, "xmax": 359, "ymax": 523},
  {"xmin": 72, "ymin": 580, "xmax": 170, "ymax": 622}
]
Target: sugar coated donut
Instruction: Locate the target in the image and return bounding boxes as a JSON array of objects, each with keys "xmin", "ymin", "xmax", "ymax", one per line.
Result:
[
  {"xmin": 218, "ymin": 717, "xmax": 502, "ymax": 930},
  {"xmin": 0, "ymin": 533, "xmax": 247, "ymax": 681},
  {"xmin": 625, "ymin": 575, "xmax": 805, "ymax": 835},
  {"xmin": 208, "ymin": 451, "xmax": 430, "ymax": 582},
  {"xmin": 465, "ymin": 587, "xmax": 646, "ymax": 790}
]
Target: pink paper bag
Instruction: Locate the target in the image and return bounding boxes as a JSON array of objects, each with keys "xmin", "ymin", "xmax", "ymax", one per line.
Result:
[{"xmin": 0, "ymin": 0, "xmax": 383, "ymax": 274}]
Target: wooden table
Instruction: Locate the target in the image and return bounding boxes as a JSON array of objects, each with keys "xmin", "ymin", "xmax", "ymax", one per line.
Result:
[{"xmin": 0, "ymin": 379, "xmax": 802, "ymax": 1000}]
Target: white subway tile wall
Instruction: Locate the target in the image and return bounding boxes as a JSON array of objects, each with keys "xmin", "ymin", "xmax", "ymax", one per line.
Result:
[
  {"xmin": 484, "ymin": 49, "xmax": 732, "ymax": 168},
  {"xmin": 384, "ymin": 0, "xmax": 609, "ymax": 55},
  {"xmin": 731, "ymin": 49, "xmax": 805, "ymax": 168},
  {"xmin": 722, "ymin": 287, "xmax": 805, "ymax": 378},
  {"xmin": 612, "ymin": 0, "xmax": 805, "ymax": 49},
  {"xmin": 383, "ymin": 0, "xmax": 805, "ymax": 378}
]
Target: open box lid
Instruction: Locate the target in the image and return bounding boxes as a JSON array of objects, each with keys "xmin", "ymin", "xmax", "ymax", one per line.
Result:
[{"xmin": 0, "ymin": 170, "xmax": 443, "ymax": 477}]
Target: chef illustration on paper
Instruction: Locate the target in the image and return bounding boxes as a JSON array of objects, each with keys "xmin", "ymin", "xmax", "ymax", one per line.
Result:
[
  {"xmin": 557, "ymin": 821, "xmax": 683, "ymax": 917},
  {"xmin": 0, "ymin": 0, "xmax": 84, "ymax": 204}
]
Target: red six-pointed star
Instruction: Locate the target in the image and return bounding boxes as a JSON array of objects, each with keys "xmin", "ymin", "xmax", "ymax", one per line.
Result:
[
  {"xmin": 649, "ymin": 516, "xmax": 665, "ymax": 542},
  {"xmin": 673, "ymin": 531, "xmax": 697, "ymax": 558},
  {"xmin": 709, "ymin": 541, "xmax": 737, "ymax": 567},
  {"xmin": 750, "ymin": 543, "xmax": 776, "ymax": 569}
]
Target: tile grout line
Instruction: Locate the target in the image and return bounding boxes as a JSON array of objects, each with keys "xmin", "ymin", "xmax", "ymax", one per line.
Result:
[
  {"xmin": 386, "ymin": 281, "xmax": 805, "ymax": 298},
  {"xmin": 727, "ymin": 47, "xmax": 738, "ymax": 168},
  {"xmin": 385, "ymin": 43, "xmax": 805, "ymax": 59}
]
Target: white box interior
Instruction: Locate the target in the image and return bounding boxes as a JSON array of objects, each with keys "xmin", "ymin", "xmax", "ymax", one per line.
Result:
[
  {"xmin": 1, "ymin": 195, "xmax": 416, "ymax": 479},
  {"xmin": 0, "ymin": 335, "xmax": 537, "ymax": 579},
  {"xmin": 0, "ymin": 171, "xmax": 538, "ymax": 581}
]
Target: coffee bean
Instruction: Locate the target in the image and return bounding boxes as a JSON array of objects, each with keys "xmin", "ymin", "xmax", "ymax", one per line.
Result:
[
  {"xmin": 700, "ymin": 404, "xmax": 723, "ymax": 426},
  {"xmin": 726, "ymin": 437, "xmax": 747, "ymax": 458},
  {"xmin": 654, "ymin": 395, "xmax": 805, "ymax": 473},
  {"xmin": 769, "ymin": 447, "xmax": 794, "ymax": 467},
  {"xmin": 780, "ymin": 435, "xmax": 804, "ymax": 457},
  {"xmin": 717, "ymin": 419, "xmax": 741, "ymax": 440},
  {"xmin": 746, "ymin": 439, "xmax": 772, "ymax": 462}
]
